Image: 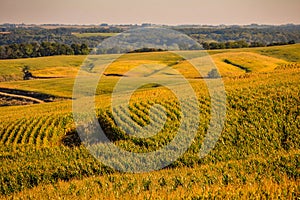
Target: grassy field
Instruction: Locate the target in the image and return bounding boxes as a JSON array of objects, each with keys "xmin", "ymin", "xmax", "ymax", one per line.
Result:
[
  {"xmin": 0, "ymin": 55, "xmax": 85, "ymax": 82},
  {"xmin": 72, "ymin": 32, "xmax": 119, "ymax": 38},
  {"xmin": 208, "ymin": 43, "xmax": 300, "ymax": 62},
  {"xmin": 0, "ymin": 44, "xmax": 299, "ymax": 199}
]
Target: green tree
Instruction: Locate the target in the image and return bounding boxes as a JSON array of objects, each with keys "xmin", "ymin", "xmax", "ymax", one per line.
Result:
[{"xmin": 80, "ymin": 44, "xmax": 90, "ymax": 55}]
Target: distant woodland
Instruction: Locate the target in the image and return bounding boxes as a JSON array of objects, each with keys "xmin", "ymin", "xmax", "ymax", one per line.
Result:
[{"xmin": 0, "ymin": 24, "xmax": 299, "ymax": 59}]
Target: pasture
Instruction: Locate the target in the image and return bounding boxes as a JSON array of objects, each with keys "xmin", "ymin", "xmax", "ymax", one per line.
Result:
[{"xmin": 72, "ymin": 32, "xmax": 119, "ymax": 38}]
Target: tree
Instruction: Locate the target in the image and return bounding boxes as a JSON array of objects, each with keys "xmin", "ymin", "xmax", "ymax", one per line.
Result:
[
  {"xmin": 0, "ymin": 46, "xmax": 6, "ymax": 59},
  {"xmin": 40, "ymin": 42, "xmax": 52, "ymax": 56},
  {"xmin": 20, "ymin": 43, "xmax": 33, "ymax": 58},
  {"xmin": 71, "ymin": 44, "xmax": 81, "ymax": 55},
  {"xmin": 80, "ymin": 44, "xmax": 90, "ymax": 55},
  {"xmin": 208, "ymin": 69, "xmax": 220, "ymax": 78},
  {"xmin": 22, "ymin": 66, "xmax": 33, "ymax": 80},
  {"xmin": 288, "ymin": 40, "xmax": 296, "ymax": 44}
]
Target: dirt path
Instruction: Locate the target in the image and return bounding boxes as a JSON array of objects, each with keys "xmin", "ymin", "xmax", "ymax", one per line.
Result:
[{"xmin": 0, "ymin": 91, "xmax": 44, "ymax": 104}]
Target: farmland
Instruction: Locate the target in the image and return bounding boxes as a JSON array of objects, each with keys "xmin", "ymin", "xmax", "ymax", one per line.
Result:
[
  {"xmin": 72, "ymin": 32, "xmax": 120, "ymax": 38},
  {"xmin": 0, "ymin": 44, "xmax": 299, "ymax": 199}
]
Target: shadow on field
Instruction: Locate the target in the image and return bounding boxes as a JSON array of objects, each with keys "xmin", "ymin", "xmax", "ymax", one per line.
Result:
[
  {"xmin": 61, "ymin": 130, "xmax": 82, "ymax": 147},
  {"xmin": 0, "ymin": 88, "xmax": 70, "ymax": 103},
  {"xmin": 61, "ymin": 115, "xmax": 125, "ymax": 147}
]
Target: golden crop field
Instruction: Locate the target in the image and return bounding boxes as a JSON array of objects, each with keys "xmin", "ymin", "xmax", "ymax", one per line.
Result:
[{"xmin": 0, "ymin": 44, "xmax": 299, "ymax": 199}]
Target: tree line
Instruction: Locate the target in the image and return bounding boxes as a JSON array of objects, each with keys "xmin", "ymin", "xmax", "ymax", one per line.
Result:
[
  {"xmin": 175, "ymin": 24, "xmax": 300, "ymax": 45},
  {"xmin": 0, "ymin": 39, "xmax": 296, "ymax": 59},
  {"xmin": 1, "ymin": 24, "xmax": 299, "ymax": 48},
  {"xmin": 201, "ymin": 40, "xmax": 296, "ymax": 50},
  {"xmin": 0, "ymin": 24, "xmax": 299, "ymax": 58},
  {"xmin": 0, "ymin": 42, "xmax": 91, "ymax": 59},
  {"xmin": 0, "ymin": 27, "xmax": 121, "ymax": 47}
]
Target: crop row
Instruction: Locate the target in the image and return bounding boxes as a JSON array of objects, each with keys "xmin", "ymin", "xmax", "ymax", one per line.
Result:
[{"xmin": 0, "ymin": 114, "xmax": 73, "ymax": 148}]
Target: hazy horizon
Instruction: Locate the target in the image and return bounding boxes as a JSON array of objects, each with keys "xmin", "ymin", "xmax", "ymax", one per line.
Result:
[
  {"xmin": 1, "ymin": 22, "xmax": 300, "ymax": 26},
  {"xmin": 1, "ymin": 0, "xmax": 300, "ymax": 25}
]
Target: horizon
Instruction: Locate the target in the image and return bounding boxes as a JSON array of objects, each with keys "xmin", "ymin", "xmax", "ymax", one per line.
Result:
[
  {"xmin": 1, "ymin": 0, "xmax": 300, "ymax": 25},
  {"xmin": 1, "ymin": 22, "xmax": 300, "ymax": 26}
]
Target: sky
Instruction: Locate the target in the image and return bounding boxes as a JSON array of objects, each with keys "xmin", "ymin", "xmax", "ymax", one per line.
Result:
[{"xmin": 0, "ymin": 0, "xmax": 300, "ymax": 25}]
